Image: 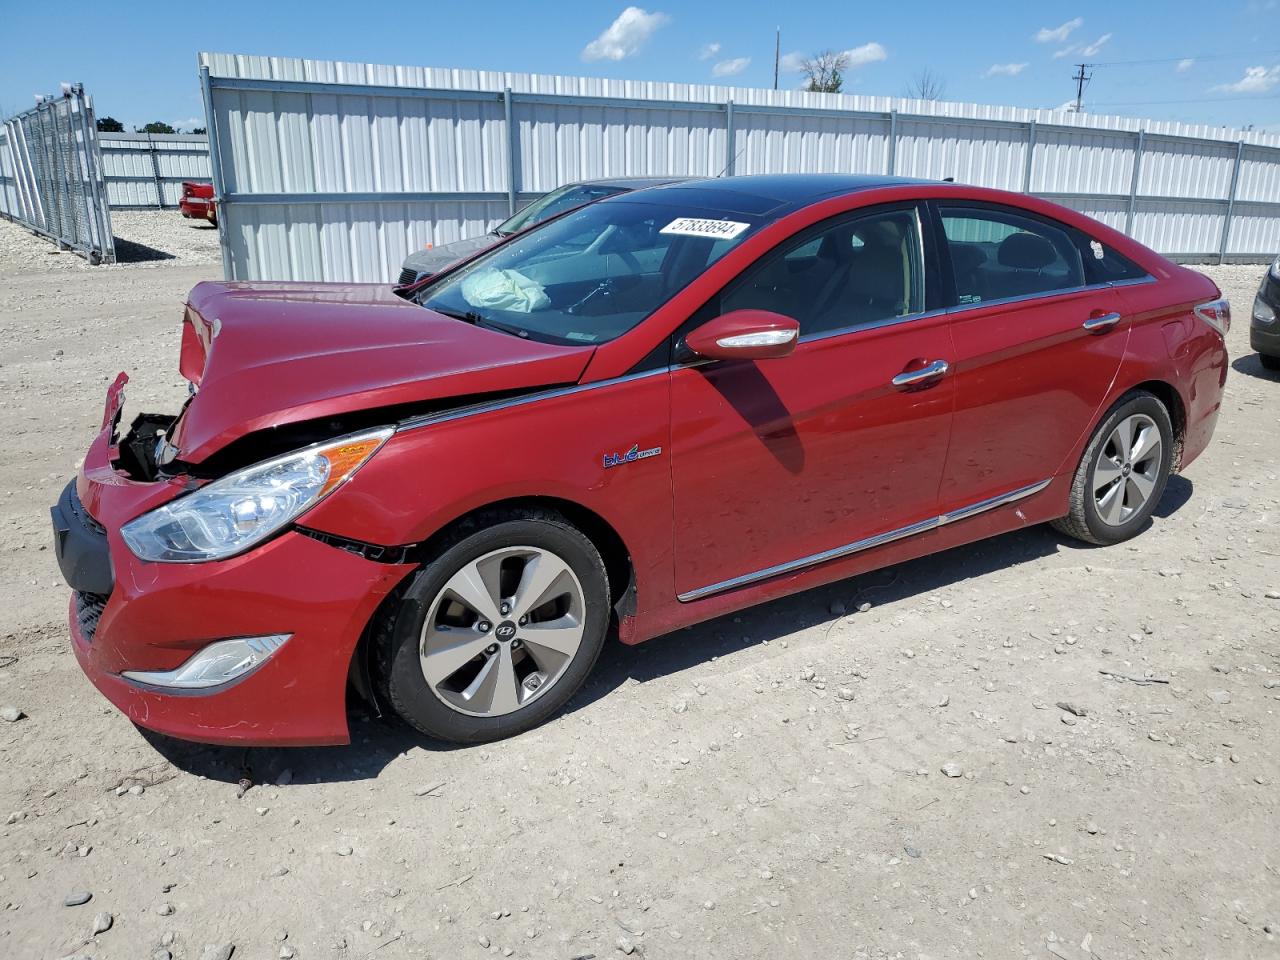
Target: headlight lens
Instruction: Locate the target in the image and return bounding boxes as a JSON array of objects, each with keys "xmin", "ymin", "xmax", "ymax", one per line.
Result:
[{"xmin": 122, "ymin": 427, "xmax": 392, "ymax": 562}]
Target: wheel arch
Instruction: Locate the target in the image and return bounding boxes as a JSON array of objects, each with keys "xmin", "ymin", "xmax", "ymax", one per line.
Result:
[
  {"xmin": 345, "ymin": 495, "xmax": 637, "ymax": 717},
  {"xmin": 1126, "ymin": 379, "xmax": 1187, "ymax": 470}
]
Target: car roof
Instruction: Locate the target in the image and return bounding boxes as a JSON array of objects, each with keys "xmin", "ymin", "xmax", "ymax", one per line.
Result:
[
  {"xmin": 582, "ymin": 176, "xmax": 694, "ymax": 189},
  {"xmin": 611, "ymin": 173, "xmax": 933, "ymax": 217}
]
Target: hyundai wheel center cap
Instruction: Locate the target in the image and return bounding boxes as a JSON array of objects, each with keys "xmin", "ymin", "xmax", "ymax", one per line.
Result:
[{"xmin": 495, "ymin": 621, "xmax": 517, "ymax": 641}]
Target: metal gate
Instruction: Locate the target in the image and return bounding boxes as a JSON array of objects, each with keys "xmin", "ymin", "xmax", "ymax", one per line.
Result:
[{"xmin": 0, "ymin": 84, "xmax": 115, "ymax": 264}]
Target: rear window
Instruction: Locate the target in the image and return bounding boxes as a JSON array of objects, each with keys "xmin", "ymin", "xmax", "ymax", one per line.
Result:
[{"xmin": 939, "ymin": 206, "xmax": 1085, "ymax": 305}]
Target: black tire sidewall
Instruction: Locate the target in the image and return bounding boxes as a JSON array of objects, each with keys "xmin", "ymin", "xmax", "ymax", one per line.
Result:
[
  {"xmin": 385, "ymin": 515, "xmax": 610, "ymax": 744},
  {"xmin": 1080, "ymin": 394, "xmax": 1174, "ymax": 544}
]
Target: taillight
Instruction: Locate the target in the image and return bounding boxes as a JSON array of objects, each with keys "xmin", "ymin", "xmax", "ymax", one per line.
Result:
[{"xmin": 1194, "ymin": 298, "xmax": 1230, "ymax": 336}]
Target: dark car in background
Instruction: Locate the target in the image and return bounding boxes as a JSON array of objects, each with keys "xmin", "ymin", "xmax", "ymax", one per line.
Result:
[
  {"xmin": 1251, "ymin": 256, "xmax": 1280, "ymax": 370},
  {"xmin": 178, "ymin": 181, "xmax": 216, "ymax": 226},
  {"xmin": 395, "ymin": 177, "xmax": 687, "ymax": 285}
]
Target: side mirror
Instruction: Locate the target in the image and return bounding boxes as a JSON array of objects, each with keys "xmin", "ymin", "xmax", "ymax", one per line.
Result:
[{"xmin": 682, "ymin": 309, "xmax": 800, "ymax": 362}]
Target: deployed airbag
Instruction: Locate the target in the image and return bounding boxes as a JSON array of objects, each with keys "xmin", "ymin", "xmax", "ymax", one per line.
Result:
[{"xmin": 461, "ymin": 267, "xmax": 550, "ymax": 314}]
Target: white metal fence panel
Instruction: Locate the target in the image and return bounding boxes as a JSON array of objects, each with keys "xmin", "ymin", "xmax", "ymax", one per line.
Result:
[
  {"xmin": 199, "ymin": 52, "xmax": 1280, "ymax": 282},
  {"xmin": 99, "ymin": 133, "xmax": 210, "ymax": 208},
  {"xmin": 0, "ymin": 85, "xmax": 114, "ymax": 264}
]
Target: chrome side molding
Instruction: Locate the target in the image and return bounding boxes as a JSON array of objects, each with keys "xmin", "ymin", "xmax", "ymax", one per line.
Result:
[{"xmin": 676, "ymin": 478, "xmax": 1053, "ymax": 603}]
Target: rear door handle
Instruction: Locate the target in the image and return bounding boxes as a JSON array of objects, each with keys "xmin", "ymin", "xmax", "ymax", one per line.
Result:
[
  {"xmin": 1083, "ymin": 312, "xmax": 1122, "ymax": 332},
  {"xmin": 891, "ymin": 359, "xmax": 950, "ymax": 388}
]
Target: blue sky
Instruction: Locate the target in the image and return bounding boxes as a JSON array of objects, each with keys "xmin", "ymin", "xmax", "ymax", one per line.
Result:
[{"xmin": 3, "ymin": 0, "xmax": 1280, "ymax": 132}]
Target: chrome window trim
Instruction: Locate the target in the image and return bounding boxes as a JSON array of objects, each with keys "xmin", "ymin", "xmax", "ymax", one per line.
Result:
[
  {"xmin": 798, "ymin": 280, "xmax": 1156, "ymax": 345},
  {"xmin": 1107, "ymin": 274, "xmax": 1157, "ymax": 289},
  {"xmin": 941, "ymin": 274, "xmax": 1155, "ymax": 318},
  {"xmin": 676, "ymin": 478, "xmax": 1051, "ymax": 603},
  {"xmin": 799, "ymin": 307, "xmax": 949, "ymax": 343},
  {"xmin": 396, "ymin": 366, "xmax": 673, "ymax": 433}
]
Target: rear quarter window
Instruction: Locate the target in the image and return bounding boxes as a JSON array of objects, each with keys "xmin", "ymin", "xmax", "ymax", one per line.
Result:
[{"xmin": 1073, "ymin": 231, "xmax": 1149, "ymax": 283}]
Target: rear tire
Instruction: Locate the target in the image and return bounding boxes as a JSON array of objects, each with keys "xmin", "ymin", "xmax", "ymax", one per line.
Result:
[
  {"xmin": 379, "ymin": 508, "xmax": 610, "ymax": 744},
  {"xmin": 1260, "ymin": 352, "xmax": 1280, "ymax": 371},
  {"xmin": 1051, "ymin": 391, "xmax": 1174, "ymax": 546}
]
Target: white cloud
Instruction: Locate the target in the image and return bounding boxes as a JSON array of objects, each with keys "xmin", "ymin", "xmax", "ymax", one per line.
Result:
[
  {"xmin": 1078, "ymin": 33, "xmax": 1112, "ymax": 57},
  {"xmin": 1052, "ymin": 46, "xmax": 1077, "ymax": 59},
  {"xmin": 697, "ymin": 42, "xmax": 721, "ymax": 60},
  {"xmin": 1035, "ymin": 17, "xmax": 1083, "ymax": 43},
  {"xmin": 1214, "ymin": 64, "xmax": 1280, "ymax": 93},
  {"xmin": 1176, "ymin": 58, "xmax": 1195, "ymax": 73},
  {"xmin": 776, "ymin": 44, "xmax": 885, "ymax": 73},
  {"xmin": 779, "ymin": 50, "xmax": 807, "ymax": 72},
  {"xmin": 171, "ymin": 116, "xmax": 203, "ymax": 129},
  {"xmin": 844, "ymin": 42, "xmax": 888, "ymax": 68},
  {"xmin": 582, "ymin": 7, "xmax": 669, "ymax": 62},
  {"xmin": 712, "ymin": 57, "xmax": 750, "ymax": 78},
  {"xmin": 984, "ymin": 62, "xmax": 1028, "ymax": 78}
]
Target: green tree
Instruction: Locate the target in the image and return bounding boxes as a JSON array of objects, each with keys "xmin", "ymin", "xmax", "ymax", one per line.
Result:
[
  {"xmin": 96, "ymin": 116, "xmax": 125, "ymax": 132},
  {"xmin": 190, "ymin": 127, "xmax": 207, "ymax": 135},
  {"xmin": 138, "ymin": 121, "xmax": 176, "ymax": 134}
]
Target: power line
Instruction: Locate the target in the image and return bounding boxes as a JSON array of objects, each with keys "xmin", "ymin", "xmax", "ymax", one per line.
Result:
[{"xmin": 1090, "ymin": 50, "xmax": 1280, "ymax": 67}]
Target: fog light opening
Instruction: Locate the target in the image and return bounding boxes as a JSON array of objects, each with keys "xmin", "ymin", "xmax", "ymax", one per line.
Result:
[{"xmin": 121, "ymin": 634, "xmax": 291, "ymax": 690}]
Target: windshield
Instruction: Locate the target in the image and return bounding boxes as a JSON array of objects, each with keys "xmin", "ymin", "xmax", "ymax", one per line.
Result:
[
  {"xmin": 419, "ymin": 199, "xmax": 760, "ymax": 345},
  {"xmin": 496, "ymin": 183, "xmax": 629, "ymax": 236}
]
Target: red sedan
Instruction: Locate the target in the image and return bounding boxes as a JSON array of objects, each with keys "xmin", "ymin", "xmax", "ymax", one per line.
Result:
[{"xmin": 51, "ymin": 175, "xmax": 1229, "ymax": 746}]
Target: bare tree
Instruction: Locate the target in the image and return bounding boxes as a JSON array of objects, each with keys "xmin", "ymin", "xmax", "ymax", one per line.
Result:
[
  {"xmin": 905, "ymin": 68, "xmax": 946, "ymax": 101},
  {"xmin": 801, "ymin": 50, "xmax": 850, "ymax": 93}
]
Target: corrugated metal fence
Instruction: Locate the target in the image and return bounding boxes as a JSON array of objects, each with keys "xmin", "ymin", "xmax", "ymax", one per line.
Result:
[
  {"xmin": 99, "ymin": 133, "xmax": 211, "ymax": 209},
  {"xmin": 200, "ymin": 52, "xmax": 1280, "ymax": 282},
  {"xmin": 0, "ymin": 84, "xmax": 115, "ymax": 264}
]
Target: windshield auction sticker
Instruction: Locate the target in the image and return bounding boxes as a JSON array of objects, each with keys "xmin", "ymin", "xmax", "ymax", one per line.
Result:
[{"xmin": 660, "ymin": 217, "xmax": 750, "ymax": 239}]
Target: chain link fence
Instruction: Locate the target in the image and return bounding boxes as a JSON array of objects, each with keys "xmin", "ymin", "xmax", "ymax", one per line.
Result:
[{"xmin": 0, "ymin": 84, "xmax": 115, "ymax": 264}]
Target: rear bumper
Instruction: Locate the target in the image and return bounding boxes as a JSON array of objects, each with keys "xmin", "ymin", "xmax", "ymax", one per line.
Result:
[
  {"xmin": 178, "ymin": 199, "xmax": 214, "ymax": 220},
  {"xmin": 58, "ymin": 415, "xmax": 415, "ymax": 746}
]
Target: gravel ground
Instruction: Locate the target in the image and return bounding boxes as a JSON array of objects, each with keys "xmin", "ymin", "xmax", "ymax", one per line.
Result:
[
  {"xmin": 0, "ymin": 240, "xmax": 1277, "ymax": 960},
  {"xmin": 0, "ymin": 211, "xmax": 219, "ymax": 274}
]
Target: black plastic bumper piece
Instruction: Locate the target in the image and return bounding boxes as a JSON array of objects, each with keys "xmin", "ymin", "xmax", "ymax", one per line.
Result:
[{"xmin": 51, "ymin": 480, "xmax": 114, "ymax": 595}]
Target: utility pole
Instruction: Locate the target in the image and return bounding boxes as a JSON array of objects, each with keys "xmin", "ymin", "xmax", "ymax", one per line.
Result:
[
  {"xmin": 773, "ymin": 27, "xmax": 780, "ymax": 90},
  {"xmin": 1071, "ymin": 62, "xmax": 1092, "ymax": 113}
]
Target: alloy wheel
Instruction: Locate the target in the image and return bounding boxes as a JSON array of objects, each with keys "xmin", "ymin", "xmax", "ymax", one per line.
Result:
[
  {"xmin": 1092, "ymin": 413, "xmax": 1162, "ymax": 526},
  {"xmin": 419, "ymin": 546, "xmax": 587, "ymax": 717}
]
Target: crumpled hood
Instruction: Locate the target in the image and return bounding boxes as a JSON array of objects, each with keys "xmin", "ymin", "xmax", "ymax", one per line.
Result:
[
  {"xmin": 402, "ymin": 233, "xmax": 501, "ymax": 277},
  {"xmin": 170, "ymin": 280, "xmax": 593, "ymax": 464}
]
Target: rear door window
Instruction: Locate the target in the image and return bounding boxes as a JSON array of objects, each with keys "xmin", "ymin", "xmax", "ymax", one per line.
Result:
[{"xmin": 938, "ymin": 205, "xmax": 1085, "ymax": 305}]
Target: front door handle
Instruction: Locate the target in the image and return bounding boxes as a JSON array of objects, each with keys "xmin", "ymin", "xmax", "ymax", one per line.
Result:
[
  {"xmin": 1083, "ymin": 312, "xmax": 1122, "ymax": 332},
  {"xmin": 891, "ymin": 359, "xmax": 950, "ymax": 388}
]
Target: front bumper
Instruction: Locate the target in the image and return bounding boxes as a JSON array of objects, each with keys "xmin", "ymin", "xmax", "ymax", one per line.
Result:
[
  {"xmin": 55, "ymin": 394, "xmax": 415, "ymax": 746},
  {"xmin": 1251, "ymin": 271, "xmax": 1280, "ymax": 358}
]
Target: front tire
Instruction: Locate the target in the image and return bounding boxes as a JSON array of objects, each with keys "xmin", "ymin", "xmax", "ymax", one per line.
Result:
[
  {"xmin": 1260, "ymin": 352, "xmax": 1280, "ymax": 371},
  {"xmin": 1051, "ymin": 391, "xmax": 1174, "ymax": 546},
  {"xmin": 380, "ymin": 508, "xmax": 610, "ymax": 744}
]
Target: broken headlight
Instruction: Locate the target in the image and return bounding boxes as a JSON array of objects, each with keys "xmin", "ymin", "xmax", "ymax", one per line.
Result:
[{"xmin": 121, "ymin": 428, "xmax": 392, "ymax": 562}]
